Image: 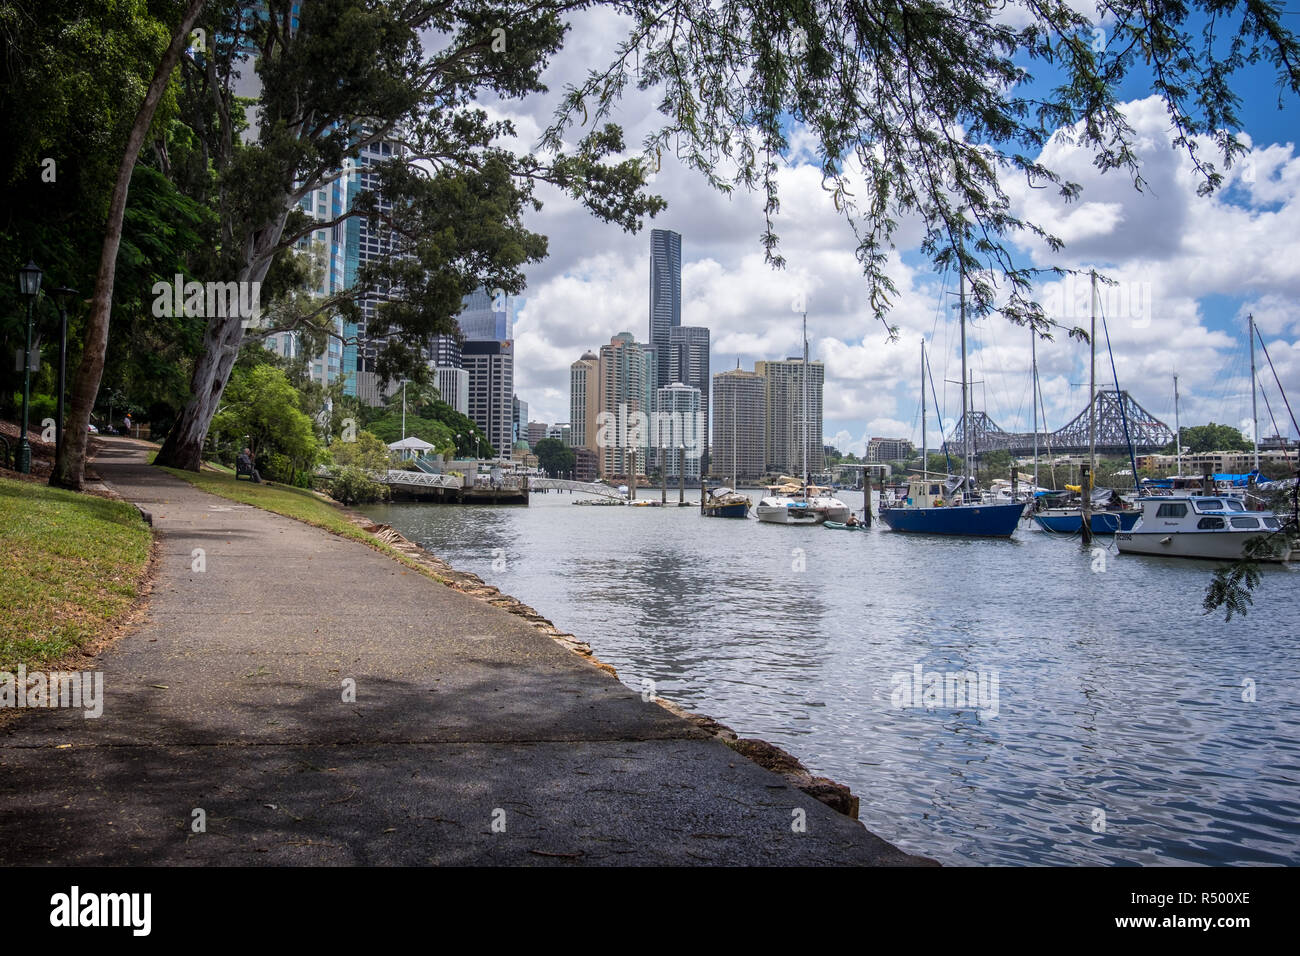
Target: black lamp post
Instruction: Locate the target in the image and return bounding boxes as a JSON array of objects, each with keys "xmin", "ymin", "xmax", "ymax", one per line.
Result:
[
  {"xmin": 48, "ymin": 287, "xmax": 78, "ymax": 471},
  {"xmin": 17, "ymin": 260, "xmax": 42, "ymax": 473}
]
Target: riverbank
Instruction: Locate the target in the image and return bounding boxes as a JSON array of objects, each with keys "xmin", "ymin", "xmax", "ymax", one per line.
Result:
[{"xmin": 0, "ymin": 438, "xmax": 931, "ymax": 865}]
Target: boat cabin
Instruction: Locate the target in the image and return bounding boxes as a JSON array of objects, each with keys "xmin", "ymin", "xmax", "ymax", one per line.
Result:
[
  {"xmin": 903, "ymin": 477, "xmax": 950, "ymax": 508},
  {"xmin": 1135, "ymin": 496, "xmax": 1282, "ymax": 533}
]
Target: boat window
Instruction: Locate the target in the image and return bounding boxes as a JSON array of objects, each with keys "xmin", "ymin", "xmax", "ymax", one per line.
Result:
[
  {"xmin": 1262, "ymin": 516, "xmax": 1280, "ymax": 530},
  {"xmin": 929, "ymin": 484, "xmax": 941, "ymax": 496},
  {"xmin": 1230, "ymin": 516, "xmax": 1260, "ymax": 530},
  {"xmin": 1155, "ymin": 503, "xmax": 1188, "ymax": 518},
  {"xmin": 1197, "ymin": 516, "xmax": 1225, "ymax": 530},
  {"xmin": 1195, "ymin": 499, "xmax": 1223, "ymax": 512},
  {"xmin": 1222, "ymin": 498, "xmax": 1245, "ymax": 511}
]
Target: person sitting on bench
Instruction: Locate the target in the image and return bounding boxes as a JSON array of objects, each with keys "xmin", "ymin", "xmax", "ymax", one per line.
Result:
[{"xmin": 236, "ymin": 447, "xmax": 261, "ymax": 483}]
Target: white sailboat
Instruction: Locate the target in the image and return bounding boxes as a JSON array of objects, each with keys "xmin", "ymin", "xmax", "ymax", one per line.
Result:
[{"xmin": 757, "ymin": 313, "xmax": 827, "ymax": 525}]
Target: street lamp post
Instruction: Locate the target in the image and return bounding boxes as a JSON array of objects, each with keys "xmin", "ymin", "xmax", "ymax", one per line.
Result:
[
  {"xmin": 16, "ymin": 261, "xmax": 42, "ymax": 474},
  {"xmin": 50, "ymin": 286, "xmax": 78, "ymax": 471}
]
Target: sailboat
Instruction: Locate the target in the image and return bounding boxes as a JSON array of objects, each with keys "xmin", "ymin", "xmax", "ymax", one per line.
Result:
[
  {"xmin": 757, "ymin": 314, "xmax": 827, "ymax": 525},
  {"xmin": 879, "ymin": 273, "xmax": 1024, "ymax": 537},
  {"xmin": 703, "ymin": 391, "xmax": 751, "ymax": 517},
  {"xmin": 1032, "ymin": 271, "xmax": 1140, "ymax": 535}
]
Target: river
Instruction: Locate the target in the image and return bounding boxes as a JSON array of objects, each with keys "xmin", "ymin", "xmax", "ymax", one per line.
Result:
[{"xmin": 361, "ymin": 489, "xmax": 1300, "ymax": 866}]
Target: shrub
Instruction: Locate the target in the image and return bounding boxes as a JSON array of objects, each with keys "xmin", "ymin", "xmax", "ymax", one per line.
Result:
[{"xmin": 329, "ymin": 466, "xmax": 389, "ymax": 505}]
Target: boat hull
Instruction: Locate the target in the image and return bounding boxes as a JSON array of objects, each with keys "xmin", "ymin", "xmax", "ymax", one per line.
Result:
[
  {"xmin": 703, "ymin": 502, "xmax": 749, "ymax": 518},
  {"xmin": 880, "ymin": 501, "xmax": 1023, "ymax": 537},
  {"xmin": 1032, "ymin": 510, "xmax": 1140, "ymax": 534},
  {"xmin": 823, "ymin": 521, "xmax": 865, "ymax": 531},
  {"xmin": 756, "ymin": 504, "xmax": 825, "ymax": 525},
  {"xmin": 1116, "ymin": 529, "xmax": 1293, "ymax": 562}
]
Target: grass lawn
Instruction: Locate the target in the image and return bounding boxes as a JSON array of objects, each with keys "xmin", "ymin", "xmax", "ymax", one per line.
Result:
[{"xmin": 0, "ymin": 476, "xmax": 153, "ymax": 669}]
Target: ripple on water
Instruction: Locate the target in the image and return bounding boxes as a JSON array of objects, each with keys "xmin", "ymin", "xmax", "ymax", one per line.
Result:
[{"xmin": 362, "ymin": 496, "xmax": 1300, "ymax": 865}]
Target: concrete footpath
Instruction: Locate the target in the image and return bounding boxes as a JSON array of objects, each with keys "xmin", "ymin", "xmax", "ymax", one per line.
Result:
[{"xmin": 0, "ymin": 439, "xmax": 926, "ymax": 865}]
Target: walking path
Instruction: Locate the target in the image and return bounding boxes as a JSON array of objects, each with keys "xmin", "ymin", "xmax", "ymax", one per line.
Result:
[{"xmin": 0, "ymin": 439, "xmax": 926, "ymax": 865}]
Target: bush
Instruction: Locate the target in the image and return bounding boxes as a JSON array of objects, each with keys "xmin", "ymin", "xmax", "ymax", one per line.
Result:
[{"xmin": 329, "ymin": 466, "xmax": 389, "ymax": 505}]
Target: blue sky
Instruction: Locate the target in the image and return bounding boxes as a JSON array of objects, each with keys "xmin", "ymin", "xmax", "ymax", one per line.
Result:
[{"xmin": 482, "ymin": 5, "xmax": 1300, "ymax": 455}]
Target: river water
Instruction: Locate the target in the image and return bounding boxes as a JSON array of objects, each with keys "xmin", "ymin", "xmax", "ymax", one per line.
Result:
[{"xmin": 361, "ymin": 489, "xmax": 1300, "ymax": 866}]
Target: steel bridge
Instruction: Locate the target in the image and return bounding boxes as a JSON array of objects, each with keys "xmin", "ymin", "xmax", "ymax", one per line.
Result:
[{"xmin": 947, "ymin": 389, "xmax": 1174, "ymax": 456}]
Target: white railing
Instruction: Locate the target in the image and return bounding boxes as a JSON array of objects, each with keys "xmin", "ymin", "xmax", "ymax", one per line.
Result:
[
  {"xmin": 529, "ymin": 477, "xmax": 627, "ymax": 500},
  {"xmin": 376, "ymin": 470, "xmax": 464, "ymax": 489}
]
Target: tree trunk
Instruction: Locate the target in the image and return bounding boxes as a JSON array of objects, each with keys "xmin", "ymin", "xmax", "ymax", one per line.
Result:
[
  {"xmin": 154, "ymin": 218, "xmax": 286, "ymax": 471},
  {"xmin": 51, "ymin": 0, "xmax": 207, "ymax": 490}
]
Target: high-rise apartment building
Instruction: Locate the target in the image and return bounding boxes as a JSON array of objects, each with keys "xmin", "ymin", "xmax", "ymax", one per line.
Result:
[
  {"xmin": 569, "ymin": 351, "xmax": 600, "ymax": 450},
  {"xmin": 431, "ymin": 365, "xmax": 469, "ymax": 416},
  {"xmin": 755, "ymin": 357, "xmax": 825, "ymax": 476},
  {"xmin": 654, "ymin": 383, "xmax": 702, "ymax": 481},
  {"xmin": 597, "ymin": 332, "xmax": 655, "ymax": 478},
  {"xmin": 648, "ymin": 229, "xmax": 681, "ymax": 389},
  {"xmin": 712, "ymin": 368, "xmax": 767, "ymax": 481},
  {"xmin": 464, "ymin": 341, "xmax": 514, "ymax": 457},
  {"xmin": 868, "ymin": 436, "xmax": 914, "ymax": 463},
  {"xmin": 512, "ymin": 395, "xmax": 527, "ymax": 447},
  {"xmin": 349, "ymin": 139, "xmax": 406, "ymax": 403},
  {"xmin": 668, "ymin": 325, "xmax": 710, "ymax": 465}
]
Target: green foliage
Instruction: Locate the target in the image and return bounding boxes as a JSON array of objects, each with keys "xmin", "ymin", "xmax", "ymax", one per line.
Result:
[
  {"xmin": 1166, "ymin": 423, "xmax": 1253, "ymax": 455},
  {"xmin": 330, "ymin": 429, "xmax": 394, "ymax": 472},
  {"xmin": 210, "ymin": 364, "xmax": 323, "ymax": 475},
  {"xmin": 366, "ymin": 413, "xmax": 456, "ymax": 456},
  {"xmin": 533, "ymin": 437, "xmax": 575, "ymax": 478},
  {"xmin": 328, "ymin": 466, "xmax": 389, "ymax": 506}
]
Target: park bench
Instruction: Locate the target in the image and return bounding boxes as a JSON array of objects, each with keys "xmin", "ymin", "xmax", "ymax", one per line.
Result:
[{"xmin": 235, "ymin": 458, "xmax": 257, "ymax": 481}]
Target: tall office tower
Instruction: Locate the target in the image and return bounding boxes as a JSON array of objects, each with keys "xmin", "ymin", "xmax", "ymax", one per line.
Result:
[
  {"xmin": 548, "ymin": 424, "xmax": 572, "ymax": 445},
  {"xmin": 654, "ymin": 383, "xmax": 702, "ymax": 481},
  {"xmin": 265, "ymin": 168, "xmax": 352, "ymax": 387},
  {"xmin": 428, "ymin": 334, "xmax": 461, "ymax": 370},
  {"xmin": 459, "ymin": 286, "xmax": 514, "ymax": 341},
  {"xmin": 569, "ymin": 351, "xmax": 600, "ymax": 450},
  {"xmin": 512, "ymin": 396, "xmax": 528, "ymax": 446},
  {"xmin": 648, "ymin": 229, "xmax": 682, "ymax": 389},
  {"xmin": 348, "ymin": 139, "xmax": 408, "ymax": 404},
  {"xmin": 431, "ymin": 365, "xmax": 469, "ymax": 416},
  {"xmin": 463, "ymin": 341, "xmax": 514, "ymax": 456},
  {"xmin": 755, "ymin": 357, "xmax": 826, "ymax": 476},
  {"xmin": 668, "ymin": 325, "xmax": 711, "ymax": 466},
  {"xmin": 712, "ymin": 368, "xmax": 768, "ymax": 481},
  {"xmin": 598, "ymin": 332, "xmax": 655, "ymax": 479}
]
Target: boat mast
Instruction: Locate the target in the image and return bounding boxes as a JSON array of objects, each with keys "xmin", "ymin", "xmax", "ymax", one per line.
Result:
[
  {"xmin": 959, "ymin": 270, "xmax": 970, "ymax": 488},
  {"xmin": 1031, "ymin": 327, "xmax": 1039, "ymax": 493},
  {"xmin": 802, "ymin": 311, "xmax": 809, "ymax": 500},
  {"xmin": 1174, "ymin": 372, "xmax": 1182, "ymax": 477},
  {"xmin": 1249, "ymin": 312, "xmax": 1260, "ymax": 471},
  {"xmin": 731, "ymin": 390, "xmax": 737, "ymax": 489},
  {"xmin": 921, "ymin": 339, "xmax": 927, "ymax": 480}
]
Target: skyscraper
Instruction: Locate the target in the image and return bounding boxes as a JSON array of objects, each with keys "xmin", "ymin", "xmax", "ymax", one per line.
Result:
[
  {"xmin": 712, "ymin": 368, "xmax": 767, "ymax": 481},
  {"xmin": 569, "ymin": 351, "xmax": 600, "ymax": 451},
  {"xmin": 668, "ymin": 325, "xmax": 710, "ymax": 466},
  {"xmin": 655, "ymin": 382, "xmax": 702, "ymax": 481},
  {"xmin": 756, "ymin": 357, "xmax": 825, "ymax": 476},
  {"xmin": 598, "ymin": 332, "xmax": 654, "ymax": 479},
  {"xmin": 648, "ymin": 228, "xmax": 681, "ymax": 389},
  {"xmin": 464, "ymin": 340, "xmax": 514, "ymax": 456},
  {"xmin": 459, "ymin": 286, "xmax": 514, "ymax": 341}
]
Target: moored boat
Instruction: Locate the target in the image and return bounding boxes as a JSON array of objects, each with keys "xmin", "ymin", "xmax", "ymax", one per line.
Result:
[
  {"xmin": 1116, "ymin": 496, "xmax": 1293, "ymax": 561},
  {"xmin": 702, "ymin": 486, "xmax": 750, "ymax": 518},
  {"xmin": 880, "ymin": 476, "xmax": 1024, "ymax": 537}
]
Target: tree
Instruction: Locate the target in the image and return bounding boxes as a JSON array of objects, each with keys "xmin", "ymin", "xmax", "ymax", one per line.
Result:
[
  {"xmin": 153, "ymin": 0, "xmax": 663, "ymax": 472},
  {"xmin": 50, "ymin": 0, "xmax": 207, "ymax": 489},
  {"xmin": 209, "ymin": 364, "xmax": 321, "ymax": 480},
  {"xmin": 1166, "ymin": 423, "xmax": 1252, "ymax": 456},
  {"xmin": 533, "ymin": 437, "xmax": 575, "ymax": 478},
  {"xmin": 329, "ymin": 430, "xmax": 393, "ymax": 473},
  {"xmin": 547, "ymin": 1, "xmax": 1300, "ymax": 338}
]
